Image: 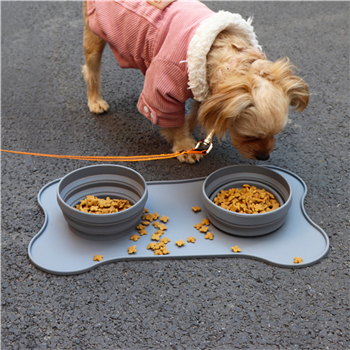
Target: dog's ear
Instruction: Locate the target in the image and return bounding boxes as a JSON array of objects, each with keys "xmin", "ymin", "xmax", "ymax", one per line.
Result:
[
  {"xmin": 198, "ymin": 81, "xmax": 253, "ymax": 139},
  {"xmin": 272, "ymin": 58, "xmax": 309, "ymax": 112},
  {"xmin": 284, "ymin": 76, "xmax": 309, "ymax": 112}
]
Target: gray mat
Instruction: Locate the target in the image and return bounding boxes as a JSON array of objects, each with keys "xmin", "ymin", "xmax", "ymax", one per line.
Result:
[{"xmin": 28, "ymin": 166, "xmax": 329, "ymax": 274}]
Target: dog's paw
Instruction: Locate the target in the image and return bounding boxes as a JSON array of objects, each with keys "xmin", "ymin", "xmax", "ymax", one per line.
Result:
[
  {"xmin": 88, "ymin": 99, "xmax": 109, "ymax": 114},
  {"xmin": 177, "ymin": 152, "xmax": 202, "ymax": 164},
  {"xmin": 173, "ymin": 140, "xmax": 203, "ymax": 164}
]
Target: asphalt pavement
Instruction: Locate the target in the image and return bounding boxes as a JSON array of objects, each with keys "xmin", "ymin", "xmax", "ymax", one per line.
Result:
[{"xmin": 1, "ymin": 2, "xmax": 349, "ymax": 349}]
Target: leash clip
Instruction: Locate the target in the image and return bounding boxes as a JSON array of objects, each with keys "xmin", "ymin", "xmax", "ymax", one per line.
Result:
[{"xmin": 194, "ymin": 129, "xmax": 215, "ymax": 155}]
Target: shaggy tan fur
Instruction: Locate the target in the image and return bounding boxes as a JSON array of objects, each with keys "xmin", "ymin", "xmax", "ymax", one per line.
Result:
[{"xmin": 82, "ymin": 3, "xmax": 309, "ymax": 163}]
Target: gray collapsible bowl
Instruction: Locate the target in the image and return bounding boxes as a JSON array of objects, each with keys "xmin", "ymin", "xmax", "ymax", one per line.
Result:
[
  {"xmin": 57, "ymin": 165, "xmax": 148, "ymax": 240},
  {"xmin": 202, "ymin": 165, "xmax": 292, "ymax": 237}
]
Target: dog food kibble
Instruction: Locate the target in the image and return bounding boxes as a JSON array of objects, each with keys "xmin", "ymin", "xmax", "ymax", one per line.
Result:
[
  {"xmin": 192, "ymin": 206, "xmax": 201, "ymax": 212},
  {"xmin": 75, "ymin": 195, "xmax": 132, "ymax": 214},
  {"xmin": 147, "ymin": 243, "xmax": 156, "ymax": 250},
  {"xmin": 128, "ymin": 245, "xmax": 137, "ymax": 254},
  {"xmin": 194, "ymin": 223, "xmax": 203, "ymax": 230},
  {"xmin": 294, "ymin": 257, "xmax": 303, "ymax": 264},
  {"xmin": 231, "ymin": 245, "xmax": 241, "ymax": 253},
  {"xmin": 158, "ymin": 224, "xmax": 167, "ymax": 231},
  {"xmin": 93, "ymin": 255, "xmax": 103, "ymax": 261},
  {"xmin": 138, "ymin": 229, "xmax": 148, "ymax": 236},
  {"xmin": 160, "ymin": 215, "xmax": 169, "ymax": 223},
  {"xmin": 153, "ymin": 242, "xmax": 165, "ymax": 250},
  {"xmin": 205, "ymin": 232, "xmax": 214, "ymax": 240},
  {"xmin": 162, "ymin": 247, "xmax": 170, "ymax": 255},
  {"xmin": 154, "ymin": 229, "xmax": 164, "ymax": 236},
  {"xmin": 214, "ymin": 184, "xmax": 280, "ymax": 214},
  {"xmin": 142, "ymin": 213, "xmax": 154, "ymax": 221},
  {"xmin": 176, "ymin": 239, "xmax": 185, "ymax": 247},
  {"xmin": 137, "ymin": 211, "xmax": 174, "ymax": 256},
  {"xmin": 130, "ymin": 234, "xmax": 140, "ymax": 242},
  {"xmin": 143, "ymin": 208, "xmax": 149, "ymax": 213},
  {"xmin": 187, "ymin": 237, "xmax": 196, "ymax": 243},
  {"xmin": 151, "ymin": 233, "xmax": 161, "ymax": 241},
  {"xmin": 202, "ymin": 218, "xmax": 210, "ymax": 226},
  {"xmin": 199, "ymin": 226, "xmax": 209, "ymax": 233}
]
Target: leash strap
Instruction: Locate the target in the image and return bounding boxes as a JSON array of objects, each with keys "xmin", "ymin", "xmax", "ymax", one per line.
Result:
[{"xmin": 1, "ymin": 149, "xmax": 206, "ymax": 162}]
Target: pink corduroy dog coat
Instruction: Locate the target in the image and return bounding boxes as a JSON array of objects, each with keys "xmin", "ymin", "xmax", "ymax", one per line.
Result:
[
  {"xmin": 87, "ymin": 1, "xmax": 261, "ymax": 127},
  {"xmin": 87, "ymin": 0, "xmax": 213, "ymax": 127}
]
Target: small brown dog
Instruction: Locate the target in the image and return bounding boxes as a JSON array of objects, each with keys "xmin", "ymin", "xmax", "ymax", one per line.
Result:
[{"xmin": 82, "ymin": 1, "xmax": 309, "ymax": 163}]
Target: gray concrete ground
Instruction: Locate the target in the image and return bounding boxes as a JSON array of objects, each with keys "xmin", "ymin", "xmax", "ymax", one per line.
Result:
[{"xmin": 1, "ymin": 1, "xmax": 349, "ymax": 349}]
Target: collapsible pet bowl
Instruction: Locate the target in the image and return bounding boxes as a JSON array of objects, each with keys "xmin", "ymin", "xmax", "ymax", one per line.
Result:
[
  {"xmin": 202, "ymin": 165, "xmax": 292, "ymax": 237},
  {"xmin": 57, "ymin": 165, "xmax": 148, "ymax": 240}
]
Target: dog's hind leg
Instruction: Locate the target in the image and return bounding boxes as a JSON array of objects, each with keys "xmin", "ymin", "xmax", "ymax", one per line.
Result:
[{"xmin": 82, "ymin": 1, "xmax": 109, "ymax": 114}]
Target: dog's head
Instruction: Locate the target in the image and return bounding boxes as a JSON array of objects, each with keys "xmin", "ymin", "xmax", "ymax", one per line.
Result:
[{"xmin": 198, "ymin": 56, "xmax": 309, "ymax": 160}]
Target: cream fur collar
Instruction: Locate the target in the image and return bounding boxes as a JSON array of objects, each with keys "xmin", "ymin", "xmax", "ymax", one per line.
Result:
[{"xmin": 186, "ymin": 11, "xmax": 262, "ymax": 101}]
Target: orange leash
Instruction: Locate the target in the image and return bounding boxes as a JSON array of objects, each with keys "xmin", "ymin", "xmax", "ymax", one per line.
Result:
[{"xmin": 0, "ymin": 149, "xmax": 206, "ymax": 162}]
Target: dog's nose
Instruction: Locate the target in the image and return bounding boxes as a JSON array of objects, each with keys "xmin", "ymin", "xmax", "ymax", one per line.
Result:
[{"xmin": 256, "ymin": 154, "xmax": 270, "ymax": 161}]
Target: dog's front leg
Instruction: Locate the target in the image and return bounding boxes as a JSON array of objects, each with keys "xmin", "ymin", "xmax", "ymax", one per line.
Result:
[
  {"xmin": 82, "ymin": 1, "xmax": 109, "ymax": 114},
  {"xmin": 160, "ymin": 105, "xmax": 202, "ymax": 164}
]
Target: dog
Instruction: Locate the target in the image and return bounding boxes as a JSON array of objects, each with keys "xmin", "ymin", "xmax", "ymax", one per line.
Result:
[{"xmin": 82, "ymin": 0, "xmax": 309, "ymax": 163}]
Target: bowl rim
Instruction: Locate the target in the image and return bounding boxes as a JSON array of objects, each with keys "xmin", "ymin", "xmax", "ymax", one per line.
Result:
[
  {"xmin": 202, "ymin": 164, "xmax": 292, "ymax": 218},
  {"xmin": 57, "ymin": 164, "xmax": 148, "ymax": 217}
]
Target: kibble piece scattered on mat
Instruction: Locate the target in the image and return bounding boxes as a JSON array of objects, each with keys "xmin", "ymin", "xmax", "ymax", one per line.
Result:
[
  {"xmin": 143, "ymin": 213, "xmax": 155, "ymax": 222},
  {"xmin": 231, "ymin": 245, "xmax": 241, "ymax": 253},
  {"xmin": 187, "ymin": 237, "xmax": 196, "ymax": 243},
  {"xmin": 162, "ymin": 247, "xmax": 170, "ymax": 255},
  {"xmin": 147, "ymin": 243, "xmax": 156, "ymax": 250},
  {"xmin": 136, "ymin": 224, "xmax": 145, "ymax": 230},
  {"xmin": 93, "ymin": 255, "xmax": 103, "ymax": 261},
  {"xmin": 192, "ymin": 206, "xmax": 201, "ymax": 212},
  {"xmin": 138, "ymin": 229, "xmax": 148, "ymax": 236},
  {"xmin": 153, "ymin": 242, "xmax": 165, "ymax": 250},
  {"xmin": 160, "ymin": 215, "xmax": 169, "ymax": 223},
  {"xmin": 199, "ymin": 226, "xmax": 209, "ymax": 233},
  {"xmin": 158, "ymin": 224, "xmax": 167, "ymax": 231},
  {"xmin": 205, "ymin": 232, "xmax": 214, "ymax": 240},
  {"xmin": 176, "ymin": 239, "xmax": 185, "ymax": 247},
  {"xmin": 147, "ymin": 241, "xmax": 170, "ymax": 256},
  {"xmin": 138, "ymin": 211, "xmax": 172, "ymax": 255},
  {"xmin": 201, "ymin": 218, "xmax": 210, "ymax": 226},
  {"xmin": 130, "ymin": 234, "xmax": 140, "ymax": 242},
  {"xmin": 152, "ymin": 221, "xmax": 161, "ymax": 228},
  {"xmin": 128, "ymin": 245, "xmax": 137, "ymax": 254},
  {"xmin": 154, "ymin": 229, "xmax": 164, "ymax": 236},
  {"xmin": 194, "ymin": 223, "xmax": 203, "ymax": 230},
  {"xmin": 151, "ymin": 233, "xmax": 161, "ymax": 241},
  {"xmin": 143, "ymin": 208, "xmax": 149, "ymax": 213},
  {"xmin": 294, "ymin": 257, "xmax": 303, "ymax": 264}
]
